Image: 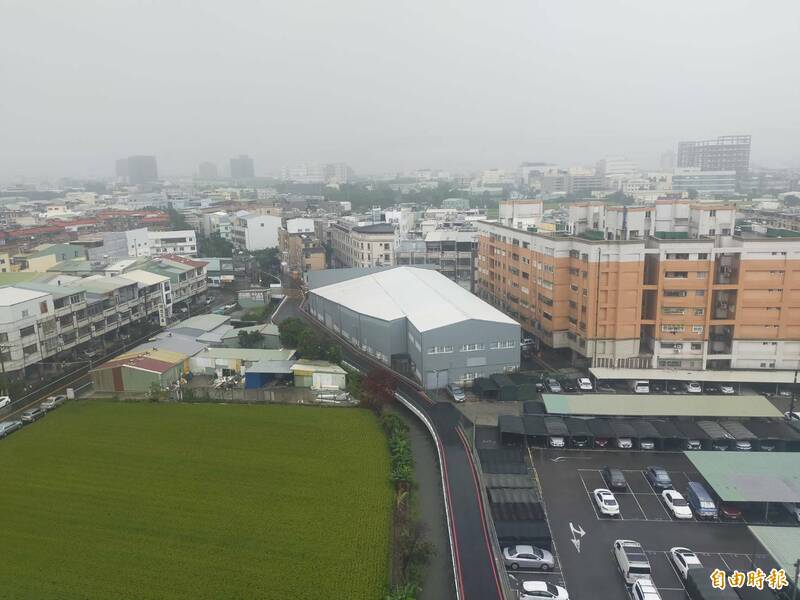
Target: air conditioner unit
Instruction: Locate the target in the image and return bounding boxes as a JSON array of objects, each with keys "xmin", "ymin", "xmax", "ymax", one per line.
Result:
[{"xmin": 675, "ymin": 344, "xmax": 683, "ymax": 349}]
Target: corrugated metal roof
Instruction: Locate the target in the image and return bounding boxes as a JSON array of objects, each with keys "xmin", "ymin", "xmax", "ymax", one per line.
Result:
[
  {"xmin": 685, "ymin": 452, "xmax": 800, "ymax": 503},
  {"xmin": 311, "ymin": 266, "xmax": 518, "ymax": 331},
  {"xmin": 590, "ymin": 366, "xmax": 800, "ymax": 384},
  {"xmin": 171, "ymin": 313, "xmax": 230, "ymax": 332},
  {"xmin": 122, "ymin": 269, "xmax": 169, "ymax": 286},
  {"xmin": 290, "ymin": 359, "xmax": 346, "ymax": 375},
  {"xmin": 247, "ymin": 360, "xmax": 295, "ymax": 374},
  {"xmin": 748, "ymin": 526, "xmax": 800, "ymax": 585},
  {"xmin": 200, "ymin": 348, "xmax": 295, "ymax": 361},
  {"xmin": 542, "ymin": 393, "xmax": 782, "ymax": 418}
]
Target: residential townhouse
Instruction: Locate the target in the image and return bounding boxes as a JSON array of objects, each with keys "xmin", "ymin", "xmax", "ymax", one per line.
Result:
[{"xmin": 330, "ymin": 222, "xmax": 395, "ymax": 268}]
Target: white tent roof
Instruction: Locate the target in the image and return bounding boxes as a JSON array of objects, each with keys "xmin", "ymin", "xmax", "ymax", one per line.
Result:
[{"xmin": 311, "ymin": 266, "xmax": 518, "ymax": 332}]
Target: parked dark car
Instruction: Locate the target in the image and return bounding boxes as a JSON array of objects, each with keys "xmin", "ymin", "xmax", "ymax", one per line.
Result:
[
  {"xmin": 602, "ymin": 466, "xmax": 627, "ymax": 490},
  {"xmin": 668, "ymin": 383, "xmax": 682, "ymax": 393},
  {"xmin": 650, "ymin": 381, "xmax": 664, "ymax": 393},
  {"xmin": 562, "ymin": 381, "xmax": 577, "ymax": 393},
  {"xmin": 704, "ymin": 384, "xmax": 720, "ymax": 394},
  {"xmin": 645, "ymin": 466, "xmax": 673, "ymax": 490}
]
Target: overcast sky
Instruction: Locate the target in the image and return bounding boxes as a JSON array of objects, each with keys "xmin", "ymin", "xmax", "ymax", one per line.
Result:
[{"xmin": 1, "ymin": 0, "xmax": 798, "ymax": 181}]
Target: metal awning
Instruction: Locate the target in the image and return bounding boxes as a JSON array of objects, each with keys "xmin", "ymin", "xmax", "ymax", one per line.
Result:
[
  {"xmin": 590, "ymin": 366, "xmax": 799, "ymax": 384},
  {"xmin": 630, "ymin": 420, "xmax": 662, "ymax": 439},
  {"xmin": 523, "ymin": 415, "xmax": 547, "ymax": 437},
  {"xmin": 543, "ymin": 416, "xmax": 568, "ymax": 436},
  {"xmin": 686, "ymin": 452, "xmax": 800, "ymax": 503},
  {"xmin": 498, "ymin": 415, "xmax": 525, "ymax": 436},
  {"xmin": 674, "ymin": 420, "xmax": 712, "ymax": 441},
  {"xmin": 564, "ymin": 417, "xmax": 592, "ymax": 437},
  {"xmin": 587, "ymin": 418, "xmax": 614, "ymax": 438},
  {"xmin": 610, "ymin": 420, "xmax": 637, "ymax": 438},
  {"xmin": 649, "ymin": 420, "xmax": 684, "ymax": 439}
]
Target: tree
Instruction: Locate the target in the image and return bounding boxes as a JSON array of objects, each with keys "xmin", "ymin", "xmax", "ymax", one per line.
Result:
[
  {"xmin": 361, "ymin": 368, "xmax": 396, "ymax": 413},
  {"xmin": 251, "ymin": 247, "xmax": 281, "ymax": 276},
  {"xmin": 199, "ymin": 233, "xmax": 234, "ymax": 258},
  {"xmin": 147, "ymin": 382, "xmax": 168, "ymax": 402},
  {"xmin": 278, "ymin": 317, "xmax": 306, "ymax": 347},
  {"xmin": 166, "ymin": 207, "xmax": 190, "ymax": 230},
  {"xmin": 237, "ymin": 330, "xmax": 264, "ymax": 348}
]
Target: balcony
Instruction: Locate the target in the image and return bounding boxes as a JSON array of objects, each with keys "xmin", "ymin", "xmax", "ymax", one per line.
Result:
[
  {"xmin": 708, "ymin": 325, "xmax": 733, "ymax": 355},
  {"xmin": 714, "ymin": 254, "xmax": 740, "ymax": 285}
]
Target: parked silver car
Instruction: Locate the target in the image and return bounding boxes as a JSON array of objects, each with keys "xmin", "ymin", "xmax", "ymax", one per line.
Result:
[
  {"xmin": 0, "ymin": 420, "xmax": 23, "ymax": 437},
  {"xmin": 40, "ymin": 395, "xmax": 67, "ymax": 411},
  {"xmin": 502, "ymin": 545, "xmax": 555, "ymax": 570},
  {"xmin": 21, "ymin": 407, "xmax": 46, "ymax": 423}
]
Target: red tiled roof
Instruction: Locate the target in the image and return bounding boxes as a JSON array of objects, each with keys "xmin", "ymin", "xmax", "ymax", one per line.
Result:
[{"xmin": 160, "ymin": 254, "xmax": 208, "ymax": 268}]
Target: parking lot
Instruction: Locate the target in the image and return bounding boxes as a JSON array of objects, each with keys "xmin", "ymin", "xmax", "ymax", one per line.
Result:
[{"xmin": 529, "ymin": 448, "xmax": 779, "ymax": 600}]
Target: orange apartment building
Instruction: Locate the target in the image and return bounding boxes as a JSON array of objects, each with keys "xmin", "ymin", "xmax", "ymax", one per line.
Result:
[{"xmin": 476, "ymin": 201, "xmax": 800, "ymax": 371}]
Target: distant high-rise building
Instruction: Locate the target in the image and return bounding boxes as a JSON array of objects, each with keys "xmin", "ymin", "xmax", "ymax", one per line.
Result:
[
  {"xmin": 324, "ymin": 162, "xmax": 355, "ymax": 183},
  {"xmin": 596, "ymin": 156, "xmax": 639, "ymax": 177},
  {"xmin": 677, "ymin": 135, "xmax": 751, "ymax": 178},
  {"xmin": 119, "ymin": 155, "xmax": 158, "ymax": 184},
  {"xmin": 659, "ymin": 150, "xmax": 675, "ymax": 171},
  {"xmin": 230, "ymin": 155, "xmax": 255, "ymax": 180},
  {"xmin": 115, "ymin": 158, "xmax": 129, "ymax": 180},
  {"xmin": 198, "ymin": 161, "xmax": 218, "ymax": 179}
]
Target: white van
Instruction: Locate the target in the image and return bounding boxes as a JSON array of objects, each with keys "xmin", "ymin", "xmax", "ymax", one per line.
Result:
[
  {"xmin": 630, "ymin": 380, "xmax": 650, "ymax": 394},
  {"xmin": 614, "ymin": 539, "xmax": 652, "ymax": 585}
]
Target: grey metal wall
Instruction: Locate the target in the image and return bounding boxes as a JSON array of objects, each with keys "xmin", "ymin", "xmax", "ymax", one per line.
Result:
[
  {"xmin": 308, "ymin": 292, "xmax": 520, "ymax": 389},
  {"xmin": 419, "ymin": 319, "xmax": 520, "ymax": 388}
]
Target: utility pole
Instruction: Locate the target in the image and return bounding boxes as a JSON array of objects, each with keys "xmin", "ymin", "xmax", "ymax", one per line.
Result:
[
  {"xmin": 792, "ymin": 558, "xmax": 799, "ymax": 600},
  {"xmin": 791, "ymin": 369, "xmax": 798, "ymax": 417}
]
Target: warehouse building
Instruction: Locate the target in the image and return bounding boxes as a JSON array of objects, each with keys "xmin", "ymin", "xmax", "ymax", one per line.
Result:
[
  {"xmin": 91, "ymin": 349, "xmax": 188, "ymax": 393},
  {"xmin": 307, "ymin": 266, "xmax": 520, "ymax": 388}
]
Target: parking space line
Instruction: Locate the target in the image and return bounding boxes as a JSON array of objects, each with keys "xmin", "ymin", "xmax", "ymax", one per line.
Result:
[
  {"xmin": 629, "ymin": 490, "xmax": 647, "ymax": 520},
  {"xmin": 525, "ymin": 445, "xmax": 570, "ymax": 595},
  {"xmin": 718, "ymin": 554, "xmax": 732, "ymax": 571},
  {"xmin": 664, "ymin": 551, "xmax": 690, "ymax": 594},
  {"xmin": 577, "ymin": 469, "xmax": 604, "ymax": 520},
  {"xmin": 641, "ymin": 471, "xmax": 673, "ymax": 519}
]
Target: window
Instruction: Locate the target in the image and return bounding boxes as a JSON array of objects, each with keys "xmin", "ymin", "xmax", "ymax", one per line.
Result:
[
  {"xmin": 694, "ymin": 308, "xmax": 705, "ymax": 316},
  {"xmin": 39, "ymin": 301, "xmax": 48, "ymax": 313},
  {"xmin": 665, "ymin": 271, "xmax": 688, "ymax": 278},
  {"xmin": 428, "ymin": 345, "xmax": 454, "ymax": 355},
  {"xmin": 709, "ymin": 210, "xmax": 716, "ymax": 216},
  {"xmin": 696, "ymin": 271, "xmax": 707, "ymax": 279},
  {"xmin": 662, "ymin": 324, "xmax": 685, "ymax": 333},
  {"xmin": 20, "ymin": 325, "xmax": 36, "ymax": 338},
  {"xmin": 698, "ymin": 253, "xmax": 708, "ymax": 260},
  {"xmin": 695, "ymin": 290, "xmax": 705, "ymax": 297},
  {"xmin": 542, "ymin": 312, "xmax": 552, "ymax": 320},
  {"xmin": 691, "ymin": 343, "xmax": 702, "ymax": 350},
  {"xmin": 460, "ymin": 343, "xmax": 484, "ymax": 352},
  {"xmin": 23, "ymin": 343, "xmax": 38, "ymax": 356},
  {"xmin": 692, "ymin": 325, "xmax": 704, "ymax": 334},
  {"xmin": 666, "ymin": 253, "xmax": 689, "ymax": 260},
  {"xmin": 664, "ymin": 290, "xmax": 687, "ymax": 298},
  {"xmin": 21, "ymin": 309, "xmax": 29, "ymax": 318},
  {"xmin": 570, "ymin": 284, "xmax": 579, "ymax": 292},
  {"xmin": 662, "ymin": 307, "xmax": 686, "ymax": 315}
]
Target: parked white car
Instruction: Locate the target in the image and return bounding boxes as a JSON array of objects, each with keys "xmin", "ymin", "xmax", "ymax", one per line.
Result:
[
  {"xmin": 662, "ymin": 490, "xmax": 692, "ymax": 519},
  {"xmin": 631, "ymin": 578, "xmax": 662, "ymax": 600},
  {"xmin": 593, "ymin": 488, "xmax": 620, "ymax": 517},
  {"xmin": 720, "ymin": 385, "xmax": 735, "ymax": 395},
  {"xmin": 520, "ymin": 581, "xmax": 569, "ymax": 599},
  {"xmin": 685, "ymin": 382, "xmax": 702, "ymax": 393},
  {"xmin": 577, "ymin": 377, "xmax": 593, "ymax": 391},
  {"xmin": 0, "ymin": 395, "xmax": 11, "ymax": 409},
  {"xmin": 669, "ymin": 547, "xmax": 703, "ymax": 580}
]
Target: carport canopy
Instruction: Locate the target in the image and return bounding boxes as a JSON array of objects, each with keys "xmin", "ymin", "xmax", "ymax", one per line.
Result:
[
  {"xmin": 498, "ymin": 415, "xmax": 525, "ymax": 436},
  {"xmin": 630, "ymin": 420, "xmax": 662, "ymax": 439},
  {"xmin": 685, "ymin": 452, "xmax": 800, "ymax": 503},
  {"xmin": 587, "ymin": 418, "xmax": 614, "ymax": 438},
  {"xmin": 649, "ymin": 420, "xmax": 684, "ymax": 439},
  {"xmin": 748, "ymin": 526, "xmax": 800, "ymax": 586},
  {"xmin": 523, "ymin": 415, "xmax": 547, "ymax": 436},
  {"xmin": 564, "ymin": 417, "xmax": 592, "ymax": 437},
  {"xmin": 610, "ymin": 420, "xmax": 637, "ymax": 438},
  {"xmin": 744, "ymin": 419, "xmax": 800, "ymax": 441},
  {"xmin": 543, "ymin": 416, "xmax": 568, "ymax": 436},
  {"xmin": 589, "ymin": 367, "xmax": 800, "ymax": 384},
  {"xmin": 674, "ymin": 420, "xmax": 712, "ymax": 441},
  {"xmin": 542, "ymin": 393, "xmax": 781, "ymax": 418}
]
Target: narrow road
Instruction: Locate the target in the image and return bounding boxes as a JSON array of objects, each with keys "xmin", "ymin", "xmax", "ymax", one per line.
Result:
[{"xmin": 277, "ymin": 297, "xmax": 505, "ymax": 600}]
